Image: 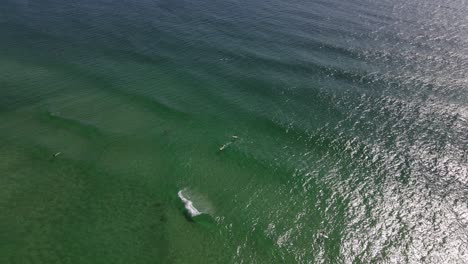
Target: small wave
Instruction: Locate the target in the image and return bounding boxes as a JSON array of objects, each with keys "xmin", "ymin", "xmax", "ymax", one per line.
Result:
[{"xmin": 178, "ymin": 190, "xmax": 202, "ymax": 217}]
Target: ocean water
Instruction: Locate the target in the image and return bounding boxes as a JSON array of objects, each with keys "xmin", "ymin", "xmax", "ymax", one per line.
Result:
[{"xmin": 1, "ymin": 0, "xmax": 467, "ymax": 263}]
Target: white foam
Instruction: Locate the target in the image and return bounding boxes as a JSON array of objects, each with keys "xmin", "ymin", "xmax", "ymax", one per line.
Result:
[{"xmin": 178, "ymin": 190, "xmax": 202, "ymax": 217}]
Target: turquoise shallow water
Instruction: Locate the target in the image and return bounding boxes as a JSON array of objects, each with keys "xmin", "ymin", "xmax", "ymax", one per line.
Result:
[{"xmin": 1, "ymin": 0, "xmax": 467, "ymax": 263}]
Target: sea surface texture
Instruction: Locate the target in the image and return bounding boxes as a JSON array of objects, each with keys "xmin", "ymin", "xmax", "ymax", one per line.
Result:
[{"xmin": 1, "ymin": 0, "xmax": 467, "ymax": 263}]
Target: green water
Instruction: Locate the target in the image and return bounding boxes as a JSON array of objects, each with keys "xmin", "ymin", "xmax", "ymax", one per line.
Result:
[{"xmin": 1, "ymin": 0, "xmax": 467, "ymax": 263}]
